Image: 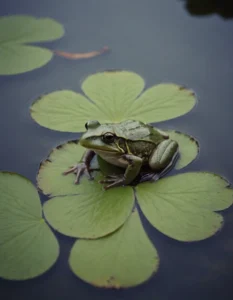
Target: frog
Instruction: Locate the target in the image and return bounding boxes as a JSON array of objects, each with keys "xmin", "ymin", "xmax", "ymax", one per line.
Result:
[{"xmin": 63, "ymin": 120, "xmax": 179, "ymax": 190}]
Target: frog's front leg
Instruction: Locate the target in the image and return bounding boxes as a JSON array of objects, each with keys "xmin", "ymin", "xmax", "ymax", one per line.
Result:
[
  {"xmin": 100, "ymin": 154, "xmax": 142, "ymax": 190},
  {"xmin": 149, "ymin": 139, "xmax": 179, "ymax": 177},
  {"xmin": 63, "ymin": 149, "xmax": 96, "ymax": 184}
]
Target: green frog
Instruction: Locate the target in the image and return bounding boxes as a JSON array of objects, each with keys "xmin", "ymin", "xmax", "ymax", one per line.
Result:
[{"xmin": 63, "ymin": 120, "xmax": 179, "ymax": 190}]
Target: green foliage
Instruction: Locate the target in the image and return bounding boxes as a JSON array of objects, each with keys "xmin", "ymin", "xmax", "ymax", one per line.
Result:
[
  {"xmin": 166, "ymin": 130, "xmax": 199, "ymax": 169},
  {"xmin": 35, "ymin": 139, "xmax": 233, "ymax": 287},
  {"xmin": 30, "ymin": 70, "xmax": 196, "ymax": 132},
  {"xmin": 0, "ymin": 172, "xmax": 59, "ymax": 280},
  {"xmin": 69, "ymin": 210, "xmax": 159, "ymax": 288},
  {"xmin": 136, "ymin": 172, "xmax": 233, "ymax": 241},
  {"xmin": 0, "ymin": 15, "xmax": 64, "ymax": 75},
  {"xmin": 38, "ymin": 142, "xmax": 134, "ymax": 238}
]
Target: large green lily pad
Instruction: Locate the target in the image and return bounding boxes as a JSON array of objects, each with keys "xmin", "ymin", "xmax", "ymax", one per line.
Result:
[
  {"xmin": 36, "ymin": 138, "xmax": 233, "ymax": 288},
  {"xmin": 38, "ymin": 130, "xmax": 198, "ymax": 238},
  {"xmin": 38, "ymin": 142, "xmax": 134, "ymax": 238},
  {"xmin": 136, "ymin": 172, "xmax": 233, "ymax": 242},
  {"xmin": 0, "ymin": 15, "xmax": 64, "ymax": 75},
  {"xmin": 43, "ymin": 180, "xmax": 134, "ymax": 238},
  {"xmin": 0, "ymin": 172, "xmax": 59, "ymax": 280},
  {"xmin": 30, "ymin": 70, "xmax": 196, "ymax": 132},
  {"xmin": 69, "ymin": 209, "xmax": 159, "ymax": 288}
]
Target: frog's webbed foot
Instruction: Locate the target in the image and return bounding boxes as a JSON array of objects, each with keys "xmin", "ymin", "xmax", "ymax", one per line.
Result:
[
  {"xmin": 63, "ymin": 150, "xmax": 97, "ymax": 184},
  {"xmin": 63, "ymin": 163, "xmax": 94, "ymax": 184},
  {"xmin": 99, "ymin": 174, "xmax": 126, "ymax": 190}
]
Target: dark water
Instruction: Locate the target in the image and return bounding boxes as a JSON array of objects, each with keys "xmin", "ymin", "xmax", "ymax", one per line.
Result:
[{"xmin": 1, "ymin": 0, "xmax": 233, "ymax": 299}]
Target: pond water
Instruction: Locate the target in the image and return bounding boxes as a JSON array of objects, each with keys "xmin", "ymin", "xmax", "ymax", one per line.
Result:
[{"xmin": 1, "ymin": 0, "xmax": 233, "ymax": 299}]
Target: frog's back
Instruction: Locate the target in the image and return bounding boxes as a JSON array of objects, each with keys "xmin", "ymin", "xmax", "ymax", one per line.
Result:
[{"xmin": 114, "ymin": 120, "xmax": 166, "ymax": 143}]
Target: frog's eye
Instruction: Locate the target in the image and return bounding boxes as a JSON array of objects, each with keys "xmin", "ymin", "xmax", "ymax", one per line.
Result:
[
  {"xmin": 85, "ymin": 120, "xmax": 100, "ymax": 130},
  {"xmin": 102, "ymin": 132, "xmax": 115, "ymax": 144}
]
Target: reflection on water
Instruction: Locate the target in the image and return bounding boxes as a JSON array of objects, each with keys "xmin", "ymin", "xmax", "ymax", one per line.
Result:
[{"xmin": 182, "ymin": 0, "xmax": 233, "ymax": 19}]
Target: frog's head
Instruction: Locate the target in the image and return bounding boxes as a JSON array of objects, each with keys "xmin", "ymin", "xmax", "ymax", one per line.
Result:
[{"xmin": 79, "ymin": 120, "xmax": 124, "ymax": 154}]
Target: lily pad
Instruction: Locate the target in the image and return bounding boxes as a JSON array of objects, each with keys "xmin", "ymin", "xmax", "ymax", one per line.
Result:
[
  {"xmin": 30, "ymin": 70, "xmax": 196, "ymax": 132},
  {"xmin": 30, "ymin": 91, "xmax": 100, "ymax": 132},
  {"xmin": 0, "ymin": 172, "xmax": 59, "ymax": 280},
  {"xmin": 128, "ymin": 83, "xmax": 196, "ymax": 123},
  {"xmin": 37, "ymin": 138, "xmax": 233, "ymax": 287},
  {"xmin": 69, "ymin": 209, "xmax": 159, "ymax": 288},
  {"xmin": 81, "ymin": 70, "xmax": 145, "ymax": 122},
  {"xmin": 38, "ymin": 142, "xmax": 134, "ymax": 238},
  {"xmin": 136, "ymin": 172, "xmax": 233, "ymax": 242},
  {"xmin": 0, "ymin": 15, "xmax": 64, "ymax": 75}
]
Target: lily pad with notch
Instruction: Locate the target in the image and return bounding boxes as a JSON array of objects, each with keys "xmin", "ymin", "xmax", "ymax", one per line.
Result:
[
  {"xmin": 69, "ymin": 209, "xmax": 159, "ymax": 288},
  {"xmin": 36, "ymin": 138, "xmax": 233, "ymax": 287},
  {"xmin": 38, "ymin": 141, "xmax": 134, "ymax": 238},
  {"xmin": 0, "ymin": 172, "xmax": 59, "ymax": 280},
  {"xmin": 30, "ymin": 70, "xmax": 196, "ymax": 132},
  {"xmin": 0, "ymin": 15, "xmax": 64, "ymax": 75},
  {"xmin": 136, "ymin": 172, "xmax": 233, "ymax": 242}
]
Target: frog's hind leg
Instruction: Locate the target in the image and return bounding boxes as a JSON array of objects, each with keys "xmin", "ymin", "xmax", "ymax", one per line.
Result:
[
  {"xmin": 100, "ymin": 154, "xmax": 142, "ymax": 190},
  {"xmin": 149, "ymin": 139, "xmax": 179, "ymax": 180}
]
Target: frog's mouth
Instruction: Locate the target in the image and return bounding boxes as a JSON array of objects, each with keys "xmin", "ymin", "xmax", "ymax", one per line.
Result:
[{"xmin": 79, "ymin": 139, "xmax": 121, "ymax": 153}]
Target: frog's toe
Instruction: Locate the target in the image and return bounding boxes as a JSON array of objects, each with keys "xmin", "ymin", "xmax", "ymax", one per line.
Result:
[
  {"xmin": 103, "ymin": 180, "xmax": 126, "ymax": 190},
  {"xmin": 63, "ymin": 165, "xmax": 78, "ymax": 175},
  {"xmin": 63, "ymin": 163, "xmax": 92, "ymax": 184},
  {"xmin": 99, "ymin": 175, "xmax": 127, "ymax": 190},
  {"xmin": 99, "ymin": 174, "xmax": 122, "ymax": 183},
  {"xmin": 74, "ymin": 170, "xmax": 83, "ymax": 184}
]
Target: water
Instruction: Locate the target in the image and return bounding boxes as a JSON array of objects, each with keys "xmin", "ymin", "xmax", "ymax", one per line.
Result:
[{"xmin": 0, "ymin": 0, "xmax": 233, "ymax": 299}]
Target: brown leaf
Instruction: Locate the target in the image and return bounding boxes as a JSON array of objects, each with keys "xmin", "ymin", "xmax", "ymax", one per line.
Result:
[{"xmin": 54, "ymin": 46, "xmax": 110, "ymax": 60}]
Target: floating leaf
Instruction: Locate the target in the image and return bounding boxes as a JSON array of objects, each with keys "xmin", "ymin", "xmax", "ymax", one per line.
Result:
[
  {"xmin": 69, "ymin": 209, "xmax": 159, "ymax": 288},
  {"xmin": 136, "ymin": 172, "xmax": 233, "ymax": 242},
  {"xmin": 38, "ymin": 141, "xmax": 96, "ymax": 197},
  {"xmin": 38, "ymin": 142, "xmax": 134, "ymax": 238},
  {"xmin": 166, "ymin": 130, "xmax": 199, "ymax": 169},
  {"xmin": 30, "ymin": 70, "xmax": 196, "ymax": 132},
  {"xmin": 43, "ymin": 186, "xmax": 134, "ymax": 238},
  {"xmin": 37, "ymin": 138, "xmax": 233, "ymax": 287},
  {"xmin": 30, "ymin": 91, "xmax": 100, "ymax": 132},
  {"xmin": 54, "ymin": 46, "xmax": 110, "ymax": 59},
  {"xmin": 0, "ymin": 172, "xmax": 59, "ymax": 280},
  {"xmin": 128, "ymin": 84, "xmax": 196, "ymax": 123},
  {"xmin": 0, "ymin": 15, "xmax": 64, "ymax": 75},
  {"xmin": 81, "ymin": 70, "xmax": 145, "ymax": 122}
]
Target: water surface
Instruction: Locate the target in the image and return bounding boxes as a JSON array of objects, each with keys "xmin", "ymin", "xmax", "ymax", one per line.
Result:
[{"xmin": 1, "ymin": 0, "xmax": 233, "ymax": 299}]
